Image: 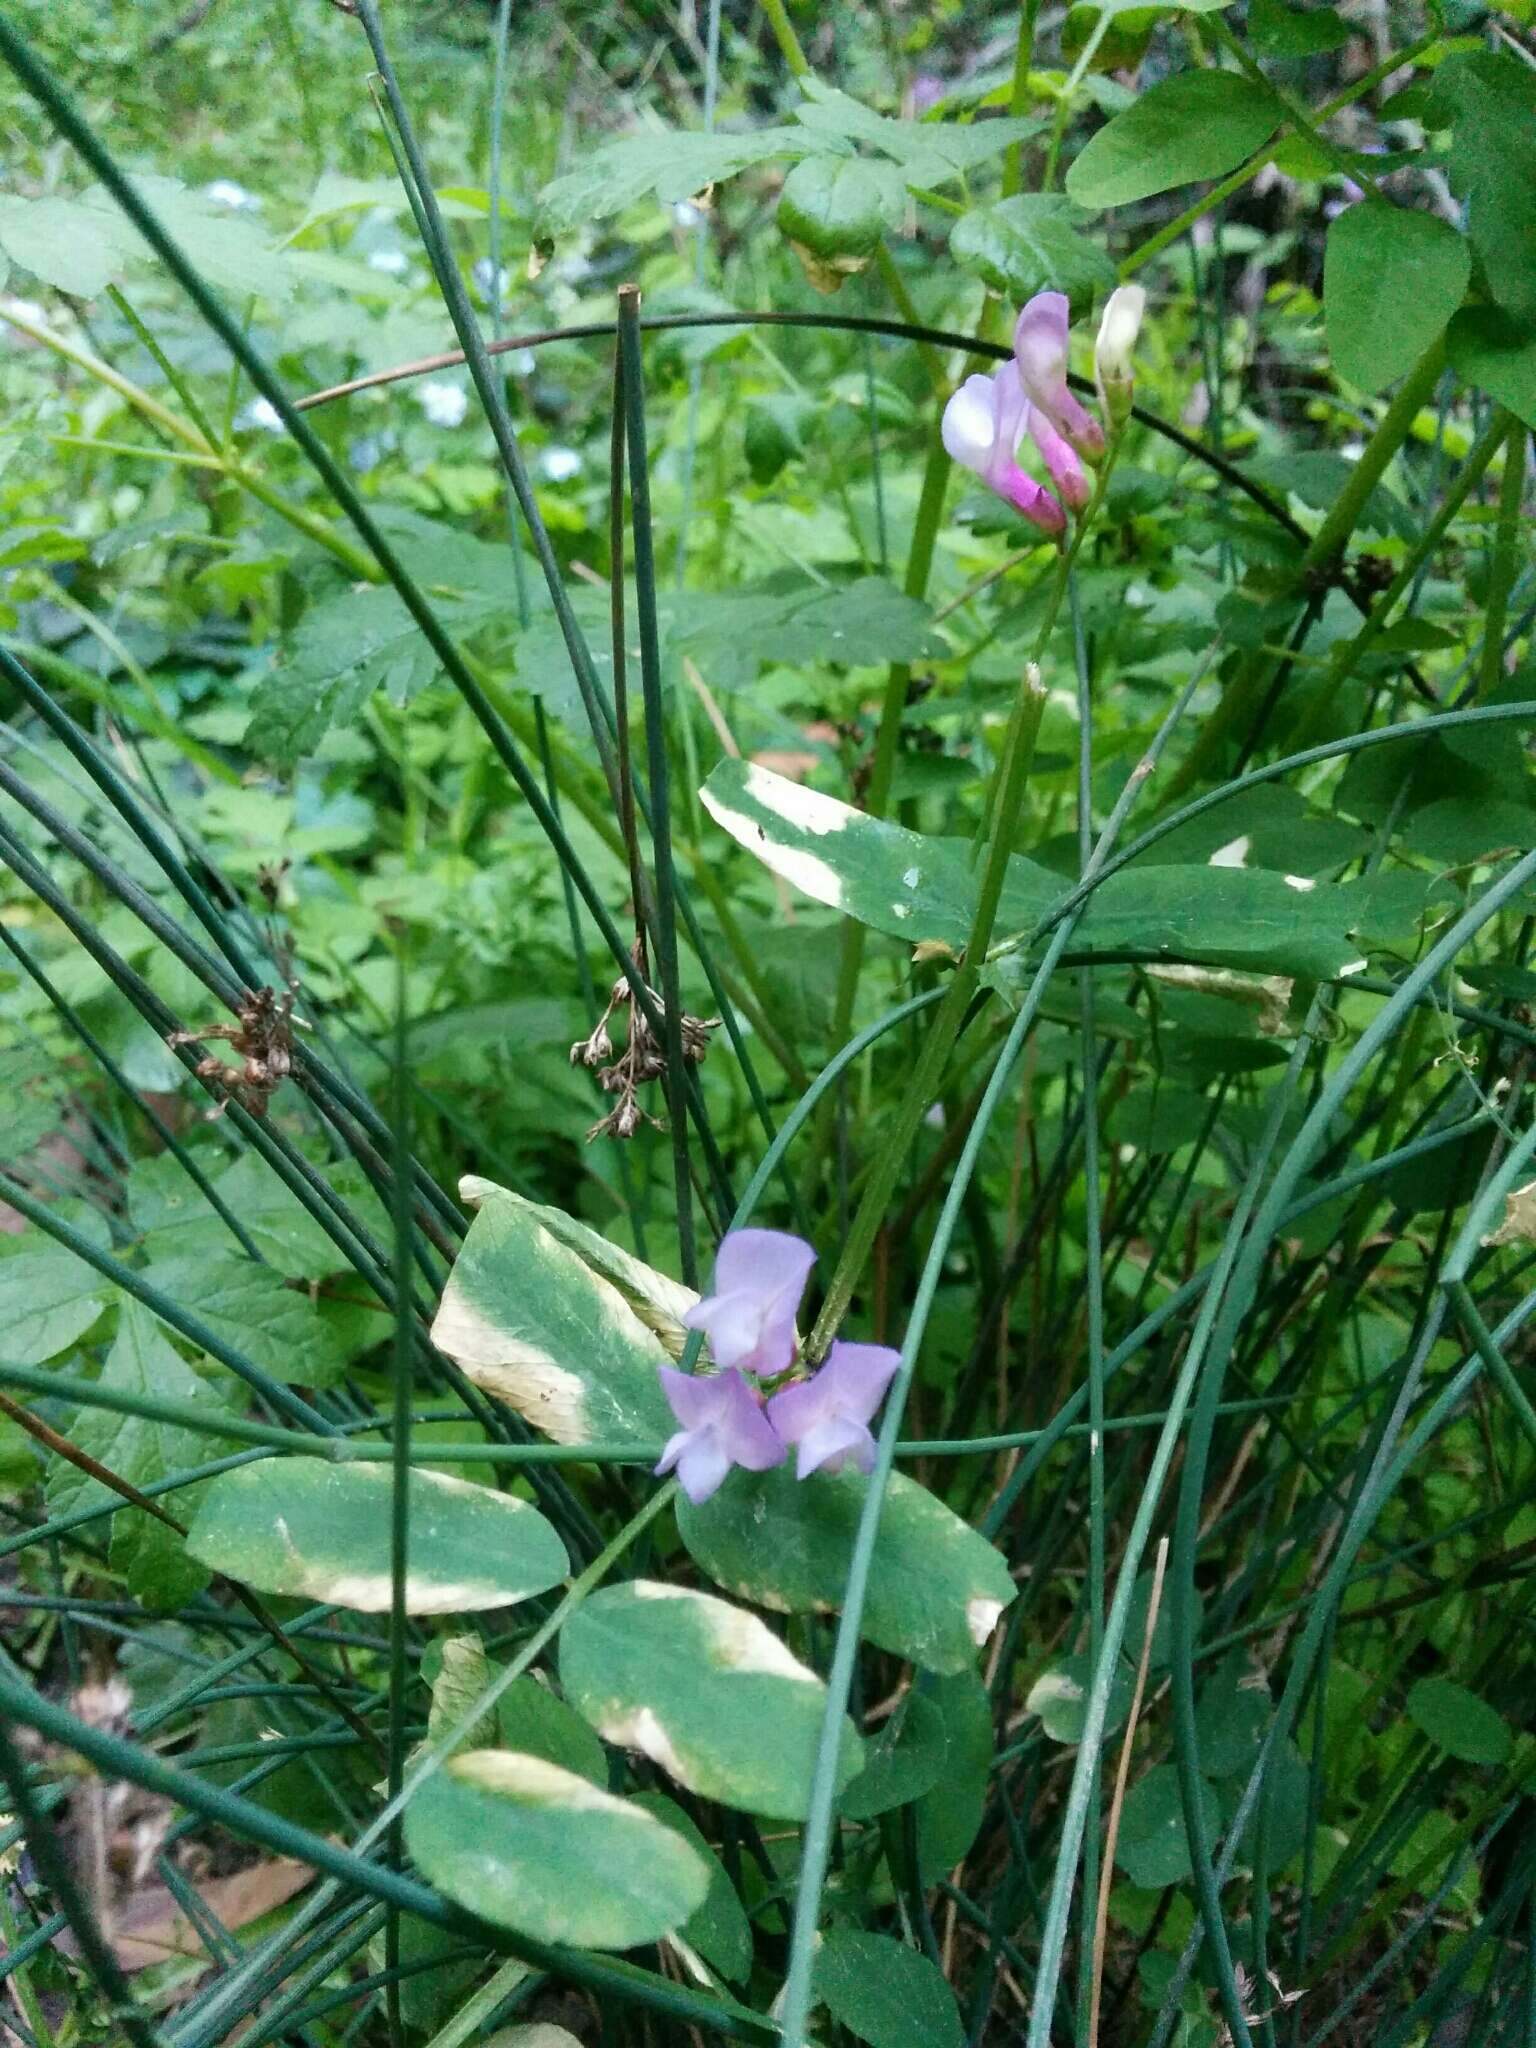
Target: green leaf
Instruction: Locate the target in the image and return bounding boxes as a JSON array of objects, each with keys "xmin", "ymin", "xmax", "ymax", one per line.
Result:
[
  {"xmin": 403, "ymin": 1750, "xmax": 710, "ymax": 1949},
  {"xmin": 1406, "ymin": 1676, "xmax": 1512, "ymax": 1764},
  {"xmin": 915, "ymin": 1673, "xmax": 994, "ymax": 1881},
  {"xmin": 249, "ymin": 586, "xmax": 484, "ymax": 766},
  {"xmin": 949, "ymin": 196, "xmax": 1116, "ymax": 308},
  {"xmin": 430, "ymin": 1182, "xmax": 674, "ymax": 1446},
  {"xmin": 778, "ymin": 155, "xmax": 906, "ymax": 276},
  {"xmin": 425, "ymin": 1634, "xmax": 499, "ymax": 1750},
  {"xmin": 677, "ymin": 1462, "xmax": 1015, "ymax": 1675},
  {"xmin": 0, "ymin": 177, "xmax": 293, "ymax": 302},
  {"xmin": 1116, "ymin": 1765, "xmax": 1222, "ymax": 1887},
  {"xmin": 1027, "ymin": 1652, "xmax": 1134, "ymax": 1745},
  {"xmin": 184, "ymin": 1457, "xmax": 569, "ymax": 1613},
  {"xmin": 676, "ymin": 577, "xmax": 945, "ymax": 683},
  {"xmin": 458, "ymin": 1177, "xmax": 696, "ymax": 1360},
  {"xmin": 631, "ymin": 1793, "xmax": 753, "ymax": 1982},
  {"xmin": 1193, "ymin": 1654, "xmax": 1271, "ymax": 1778},
  {"xmin": 496, "ymin": 1675, "xmax": 609, "ymax": 1785},
  {"xmin": 559, "ymin": 1581, "xmax": 863, "ymax": 1820},
  {"xmin": 1448, "ymin": 306, "xmax": 1536, "ymax": 430},
  {"xmin": 1065, "ymin": 71, "xmax": 1284, "ymax": 209},
  {"xmin": 813, "ymin": 1930, "xmax": 963, "ymax": 2048},
  {"xmin": 142, "ymin": 1255, "xmax": 354, "ymax": 1388},
  {"xmin": 794, "ymin": 79, "xmax": 1041, "ymax": 185},
  {"xmin": 536, "ymin": 127, "xmax": 815, "ymax": 234},
  {"xmin": 1426, "ymin": 52, "xmax": 1536, "ymax": 323},
  {"xmin": 0, "ymin": 1246, "xmax": 112, "ymax": 1362},
  {"xmin": 138, "ymin": 1154, "xmax": 389, "ymax": 1281},
  {"xmin": 839, "ymin": 1690, "xmax": 949, "ymax": 1818},
  {"xmin": 1247, "ymin": 0, "xmax": 1352, "ymax": 55},
  {"xmin": 1324, "ymin": 204, "xmax": 1470, "ymax": 395},
  {"xmin": 702, "ymin": 758, "xmax": 1413, "ymax": 981},
  {"xmin": 45, "ymin": 1303, "xmax": 232, "ymax": 1611}
]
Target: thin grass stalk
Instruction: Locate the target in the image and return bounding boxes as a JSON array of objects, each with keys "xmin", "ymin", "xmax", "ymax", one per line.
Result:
[
  {"xmin": 384, "ymin": 965, "xmax": 414, "ymax": 2048},
  {"xmin": 617, "ymin": 284, "xmax": 700, "ymax": 1280}
]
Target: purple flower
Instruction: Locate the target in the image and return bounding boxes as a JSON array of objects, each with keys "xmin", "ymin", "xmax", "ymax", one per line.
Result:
[
  {"xmin": 766, "ymin": 1341, "xmax": 902, "ymax": 1480},
  {"xmin": 941, "ymin": 362, "xmax": 1067, "ymax": 537},
  {"xmin": 1027, "ymin": 405, "xmax": 1090, "ymax": 512},
  {"xmin": 655, "ymin": 1366, "xmax": 786, "ymax": 1504},
  {"xmin": 1013, "ymin": 292, "xmax": 1105, "ymax": 463},
  {"xmin": 681, "ymin": 1228, "xmax": 816, "ymax": 1380}
]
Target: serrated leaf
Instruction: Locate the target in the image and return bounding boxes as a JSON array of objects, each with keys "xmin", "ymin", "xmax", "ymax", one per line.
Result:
[
  {"xmin": 185, "ymin": 1457, "xmax": 569, "ymax": 1613},
  {"xmin": 142, "ymin": 1255, "xmax": 354, "ymax": 1388},
  {"xmin": 45, "ymin": 1302, "xmax": 233, "ymax": 1611},
  {"xmin": 1325, "ymin": 204, "xmax": 1470, "ymax": 395},
  {"xmin": 676, "ymin": 1462, "xmax": 1015, "ymax": 1675},
  {"xmin": 0, "ymin": 1246, "xmax": 113, "ymax": 1362},
  {"xmin": 536, "ymin": 127, "xmax": 815, "ymax": 234},
  {"xmin": 950, "ymin": 195, "xmax": 1116, "ymax": 307},
  {"xmin": 560, "ymin": 1582, "xmax": 862, "ymax": 1819},
  {"xmin": 0, "ymin": 177, "xmax": 293, "ymax": 302},
  {"xmin": 431, "ymin": 1183, "xmax": 673, "ymax": 1446},
  {"xmin": 1065, "ymin": 71, "xmax": 1284, "ymax": 209},
  {"xmin": 814, "ymin": 1930, "xmax": 962, "ymax": 2048},
  {"xmin": 404, "ymin": 1751, "xmax": 709, "ymax": 1949},
  {"xmin": 795, "ymin": 79, "xmax": 1041, "ymax": 186}
]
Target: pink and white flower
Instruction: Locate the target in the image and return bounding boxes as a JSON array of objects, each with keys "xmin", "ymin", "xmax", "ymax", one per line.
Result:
[{"xmin": 942, "ymin": 361, "xmax": 1067, "ymax": 538}]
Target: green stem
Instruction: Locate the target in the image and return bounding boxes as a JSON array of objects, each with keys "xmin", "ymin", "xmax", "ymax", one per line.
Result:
[
  {"xmin": 1482, "ymin": 413, "xmax": 1528, "ymax": 701},
  {"xmin": 1169, "ymin": 333, "xmax": 1448, "ymax": 795},
  {"xmin": 808, "ymin": 669, "xmax": 1047, "ymax": 1354},
  {"xmin": 755, "ymin": 0, "xmax": 809, "ymax": 73}
]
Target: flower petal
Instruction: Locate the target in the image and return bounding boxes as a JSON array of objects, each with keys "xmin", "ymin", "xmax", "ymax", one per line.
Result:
[
  {"xmin": 821, "ymin": 1341, "xmax": 902, "ymax": 1417},
  {"xmin": 941, "ymin": 373, "xmax": 1003, "ymax": 474},
  {"xmin": 795, "ymin": 1411, "xmax": 874, "ymax": 1479},
  {"xmin": 675, "ymin": 1430, "xmax": 733, "ymax": 1504}
]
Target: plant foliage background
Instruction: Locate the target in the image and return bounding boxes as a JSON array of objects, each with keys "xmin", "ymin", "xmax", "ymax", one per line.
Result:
[{"xmin": 0, "ymin": 0, "xmax": 1534, "ymax": 2044}]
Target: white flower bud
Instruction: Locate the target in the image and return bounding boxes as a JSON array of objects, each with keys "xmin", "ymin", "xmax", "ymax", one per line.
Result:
[{"xmin": 1094, "ymin": 284, "xmax": 1146, "ymax": 428}]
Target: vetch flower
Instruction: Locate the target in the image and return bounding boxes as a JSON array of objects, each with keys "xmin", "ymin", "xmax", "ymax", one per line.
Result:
[
  {"xmin": 655, "ymin": 1366, "xmax": 786, "ymax": 1503},
  {"xmin": 767, "ymin": 1341, "xmax": 902, "ymax": 1479},
  {"xmin": 206, "ymin": 179, "xmax": 260, "ymax": 212},
  {"xmin": 941, "ymin": 361, "xmax": 1066, "ymax": 538},
  {"xmin": 1094, "ymin": 284, "xmax": 1145, "ymax": 428},
  {"xmin": 1027, "ymin": 405, "xmax": 1090, "ymax": 512},
  {"xmin": 1013, "ymin": 291, "xmax": 1105, "ymax": 462},
  {"xmin": 682, "ymin": 1228, "xmax": 816, "ymax": 1380}
]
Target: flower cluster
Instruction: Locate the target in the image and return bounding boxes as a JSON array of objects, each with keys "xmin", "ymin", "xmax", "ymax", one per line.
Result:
[
  {"xmin": 942, "ymin": 285, "xmax": 1145, "ymax": 539},
  {"xmin": 655, "ymin": 1229, "xmax": 900, "ymax": 1505}
]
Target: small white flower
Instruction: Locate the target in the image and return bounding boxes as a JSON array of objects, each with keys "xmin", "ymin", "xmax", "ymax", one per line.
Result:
[
  {"xmin": 506, "ymin": 347, "xmax": 537, "ymax": 378},
  {"xmin": 418, "ymin": 381, "xmax": 469, "ymax": 428},
  {"xmin": 540, "ymin": 445, "xmax": 582, "ymax": 482},
  {"xmin": 206, "ymin": 179, "xmax": 260, "ymax": 212},
  {"xmin": 1094, "ymin": 283, "xmax": 1146, "ymax": 426},
  {"xmin": 472, "ymin": 258, "xmax": 508, "ymax": 302},
  {"xmin": 672, "ymin": 199, "xmax": 706, "ymax": 229},
  {"xmin": 367, "ymin": 248, "xmax": 409, "ymax": 277},
  {"xmin": 236, "ymin": 396, "xmax": 285, "ymax": 434}
]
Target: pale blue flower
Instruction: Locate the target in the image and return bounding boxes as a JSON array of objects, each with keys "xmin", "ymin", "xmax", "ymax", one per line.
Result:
[
  {"xmin": 655, "ymin": 1366, "xmax": 785, "ymax": 1503},
  {"xmin": 682, "ymin": 1228, "xmax": 815, "ymax": 1381},
  {"xmin": 767, "ymin": 1341, "xmax": 901, "ymax": 1480}
]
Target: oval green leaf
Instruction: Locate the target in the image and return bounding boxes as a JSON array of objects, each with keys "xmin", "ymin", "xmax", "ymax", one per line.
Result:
[
  {"xmin": 431, "ymin": 1182, "xmax": 673, "ymax": 1446},
  {"xmin": 185, "ymin": 1457, "xmax": 568, "ymax": 1613},
  {"xmin": 559, "ymin": 1582, "xmax": 863, "ymax": 1820},
  {"xmin": 839, "ymin": 1690, "xmax": 948, "ymax": 1819},
  {"xmin": 1406, "ymin": 1675, "xmax": 1512, "ymax": 1765},
  {"xmin": 404, "ymin": 1750, "xmax": 709, "ymax": 1950},
  {"xmin": 677, "ymin": 1463, "xmax": 1015, "ymax": 1676},
  {"xmin": 1449, "ymin": 306, "xmax": 1536, "ymax": 430},
  {"xmin": 1065, "ymin": 70, "xmax": 1283, "ymax": 210},
  {"xmin": 1325, "ymin": 203, "xmax": 1470, "ymax": 395},
  {"xmin": 814, "ymin": 1929, "xmax": 963, "ymax": 2048}
]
